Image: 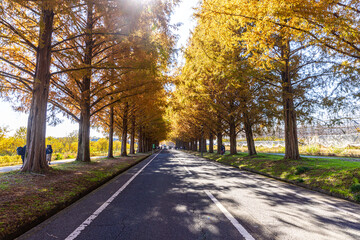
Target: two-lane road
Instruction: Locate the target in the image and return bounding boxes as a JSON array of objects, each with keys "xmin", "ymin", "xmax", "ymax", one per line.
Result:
[{"xmin": 19, "ymin": 150, "xmax": 360, "ymax": 240}]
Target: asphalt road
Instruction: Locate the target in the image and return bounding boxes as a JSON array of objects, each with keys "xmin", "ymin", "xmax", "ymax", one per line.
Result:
[{"xmin": 18, "ymin": 150, "xmax": 360, "ymax": 240}]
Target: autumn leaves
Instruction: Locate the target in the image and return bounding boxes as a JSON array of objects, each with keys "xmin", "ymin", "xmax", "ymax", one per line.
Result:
[
  {"xmin": 171, "ymin": 0, "xmax": 359, "ymax": 159},
  {"xmin": 0, "ymin": 0, "xmax": 176, "ymax": 172}
]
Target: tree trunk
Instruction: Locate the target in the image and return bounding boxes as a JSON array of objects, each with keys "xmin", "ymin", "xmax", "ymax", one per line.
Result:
[
  {"xmin": 76, "ymin": 1, "xmax": 94, "ymax": 162},
  {"xmin": 142, "ymin": 132, "xmax": 146, "ymax": 152},
  {"xmin": 281, "ymin": 38, "xmax": 300, "ymax": 160},
  {"xmin": 217, "ymin": 115, "xmax": 223, "ymax": 154},
  {"xmin": 229, "ymin": 120, "xmax": 237, "ymax": 155},
  {"xmin": 244, "ymin": 112, "xmax": 256, "ymax": 156},
  {"xmin": 22, "ymin": 8, "xmax": 54, "ymax": 172},
  {"xmin": 193, "ymin": 139, "xmax": 198, "ymax": 151},
  {"xmin": 198, "ymin": 137, "xmax": 202, "ymax": 152},
  {"xmin": 77, "ymin": 99, "xmax": 91, "ymax": 162},
  {"xmin": 209, "ymin": 132, "xmax": 214, "ymax": 153},
  {"xmin": 130, "ymin": 114, "xmax": 135, "ymax": 154},
  {"xmin": 283, "ymin": 90, "xmax": 300, "ymax": 160},
  {"xmin": 145, "ymin": 138, "xmax": 149, "ymax": 152},
  {"xmin": 121, "ymin": 102, "xmax": 129, "ymax": 156},
  {"xmin": 107, "ymin": 105, "xmax": 114, "ymax": 158},
  {"xmin": 217, "ymin": 131, "xmax": 222, "ymax": 154},
  {"xmin": 201, "ymin": 138, "xmax": 207, "ymax": 152},
  {"xmin": 137, "ymin": 127, "xmax": 142, "ymax": 153}
]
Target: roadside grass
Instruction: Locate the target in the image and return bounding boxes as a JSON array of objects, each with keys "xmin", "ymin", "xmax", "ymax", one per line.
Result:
[
  {"xmin": 188, "ymin": 151, "xmax": 360, "ymax": 203},
  {"xmin": 0, "ymin": 154, "xmax": 150, "ymax": 240}
]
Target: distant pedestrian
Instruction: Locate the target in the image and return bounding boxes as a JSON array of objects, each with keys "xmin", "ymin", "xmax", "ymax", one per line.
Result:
[
  {"xmin": 220, "ymin": 145, "xmax": 225, "ymax": 155},
  {"xmin": 46, "ymin": 145, "xmax": 53, "ymax": 165},
  {"xmin": 16, "ymin": 145, "xmax": 26, "ymax": 167}
]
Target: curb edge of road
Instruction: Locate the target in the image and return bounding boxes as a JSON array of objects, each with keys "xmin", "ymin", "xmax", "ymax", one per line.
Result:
[
  {"xmin": 186, "ymin": 151, "xmax": 360, "ymax": 205},
  {"xmin": 5, "ymin": 154, "xmax": 152, "ymax": 240}
]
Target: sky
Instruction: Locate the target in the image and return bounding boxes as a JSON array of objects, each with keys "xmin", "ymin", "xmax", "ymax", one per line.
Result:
[{"xmin": 0, "ymin": 0, "xmax": 199, "ymax": 138}]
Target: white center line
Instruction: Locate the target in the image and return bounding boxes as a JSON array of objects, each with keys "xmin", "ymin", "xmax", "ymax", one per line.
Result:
[
  {"xmin": 205, "ymin": 190, "xmax": 255, "ymax": 240},
  {"xmin": 65, "ymin": 151, "xmax": 162, "ymax": 240}
]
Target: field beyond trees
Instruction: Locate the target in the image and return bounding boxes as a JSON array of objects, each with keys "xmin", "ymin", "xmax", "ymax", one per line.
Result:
[{"xmin": 0, "ymin": 127, "xmax": 127, "ymax": 167}]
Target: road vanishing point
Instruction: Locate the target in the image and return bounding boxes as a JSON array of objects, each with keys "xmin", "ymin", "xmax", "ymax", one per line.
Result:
[{"xmin": 19, "ymin": 150, "xmax": 360, "ymax": 240}]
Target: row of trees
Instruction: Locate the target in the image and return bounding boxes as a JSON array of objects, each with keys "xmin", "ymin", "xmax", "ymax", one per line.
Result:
[
  {"xmin": 171, "ymin": 0, "xmax": 359, "ymax": 159},
  {"xmin": 0, "ymin": 0, "xmax": 176, "ymax": 172}
]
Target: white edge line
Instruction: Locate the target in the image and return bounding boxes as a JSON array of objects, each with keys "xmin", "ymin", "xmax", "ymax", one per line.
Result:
[
  {"xmin": 205, "ymin": 190, "xmax": 255, "ymax": 240},
  {"xmin": 65, "ymin": 151, "xmax": 162, "ymax": 240}
]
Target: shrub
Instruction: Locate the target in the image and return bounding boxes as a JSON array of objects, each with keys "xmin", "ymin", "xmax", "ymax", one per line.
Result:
[
  {"xmin": 54, "ymin": 153, "xmax": 63, "ymax": 160},
  {"xmin": 0, "ymin": 155, "xmax": 22, "ymax": 167},
  {"xmin": 305, "ymin": 145, "xmax": 320, "ymax": 155},
  {"xmin": 330, "ymin": 147, "xmax": 344, "ymax": 155},
  {"xmin": 295, "ymin": 166, "xmax": 311, "ymax": 175},
  {"xmin": 354, "ymin": 194, "xmax": 360, "ymax": 203},
  {"xmin": 66, "ymin": 154, "xmax": 75, "ymax": 159},
  {"xmin": 295, "ymin": 178, "xmax": 304, "ymax": 183},
  {"xmin": 350, "ymin": 184, "xmax": 360, "ymax": 193}
]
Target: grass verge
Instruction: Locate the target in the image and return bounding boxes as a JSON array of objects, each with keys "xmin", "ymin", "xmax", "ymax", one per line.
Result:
[
  {"xmin": 187, "ymin": 151, "xmax": 360, "ymax": 203},
  {"xmin": 0, "ymin": 153, "xmax": 150, "ymax": 240}
]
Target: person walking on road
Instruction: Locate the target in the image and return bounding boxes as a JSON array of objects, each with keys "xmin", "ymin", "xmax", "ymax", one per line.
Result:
[{"xmin": 46, "ymin": 145, "xmax": 53, "ymax": 165}]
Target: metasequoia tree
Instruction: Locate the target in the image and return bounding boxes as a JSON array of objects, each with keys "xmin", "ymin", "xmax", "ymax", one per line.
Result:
[
  {"xmin": 198, "ymin": 0, "xmax": 337, "ymax": 159},
  {"xmin": 135, "ymin": 83, "xmax": 169, "ymax": 152},
  {"xmin": 172, "ymin": 18, "xmax": 274, "ymax": 155},
  {"xmin": 0, "ymin": 0, "xmax": 77, "ymax": 172},
  {"xmin": 49, "ymin": 0, "xmax": 135, "ymax": 162},
  {"xmin": 50, "ymin": 0, "xmax": 177, "ymax": 161}
]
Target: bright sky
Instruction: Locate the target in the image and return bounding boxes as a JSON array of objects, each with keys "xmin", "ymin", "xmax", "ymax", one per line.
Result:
[{"xmin": 0, "ymin": 0, "xmax": 199, "ymax": 138}]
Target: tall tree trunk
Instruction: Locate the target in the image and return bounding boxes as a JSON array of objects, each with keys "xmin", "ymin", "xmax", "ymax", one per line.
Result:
[
  {"xmin": 217, "ymin": 115, "xmax": 222, "ymax": 154},
  {"xmin": 243, "ymin": 112, "xmax": 256, "ymax": 156},
  {"xmin": 130, "ymin": 114, "xmax": 135, "ymax": 154},
  {"xmin": 217, "ymin": 131, "xmax": 222, "ymax": 154},
  {"xmin": 76, "ymin": 1, "xmax": 94, "ymax": 162},
  {"xmin": 209, "ymin": 132, "xmax": 214, "ymax": 153},
  {"xmin": 137, "ymin": 126, "xmax": 142, "ymax": 153},
  {"xmin": 121, "ymin": 102, "xmax": 129, "ymax": 156},
  {"xmin": 229, "ymin": 120, "xmax": 237, "ymax": 155},
  {"xmin": 202, "ymin": 138, "xmax": 207, "ymax": 152},
  {"xmin": 77, "ymin": 96, "xmax": 91, "ymax": 162},
  {"xmin": 193, "ymin": 139, "xmax": 198, "ymax": 151},
  {"xmin": 145, "ymin": 138, "xmax": 148, "ymax": 152},
  {"xmin": 107, "ymin": 105, "xmax": 114, "ymax": 158},
  {"xmin": 22, "ymin": 8, "xmax": 54, "ymax": 172},
  {"xmin": 281, "ymin": 38, "xmax": 300, "ymax": 160},
  {"xmin": 198, "ymin": 137, "xmax": 202, "ymax": 152},
  {"xmin": 142, "ymin": 132, "xmax": 146, "ymax": 152}
]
